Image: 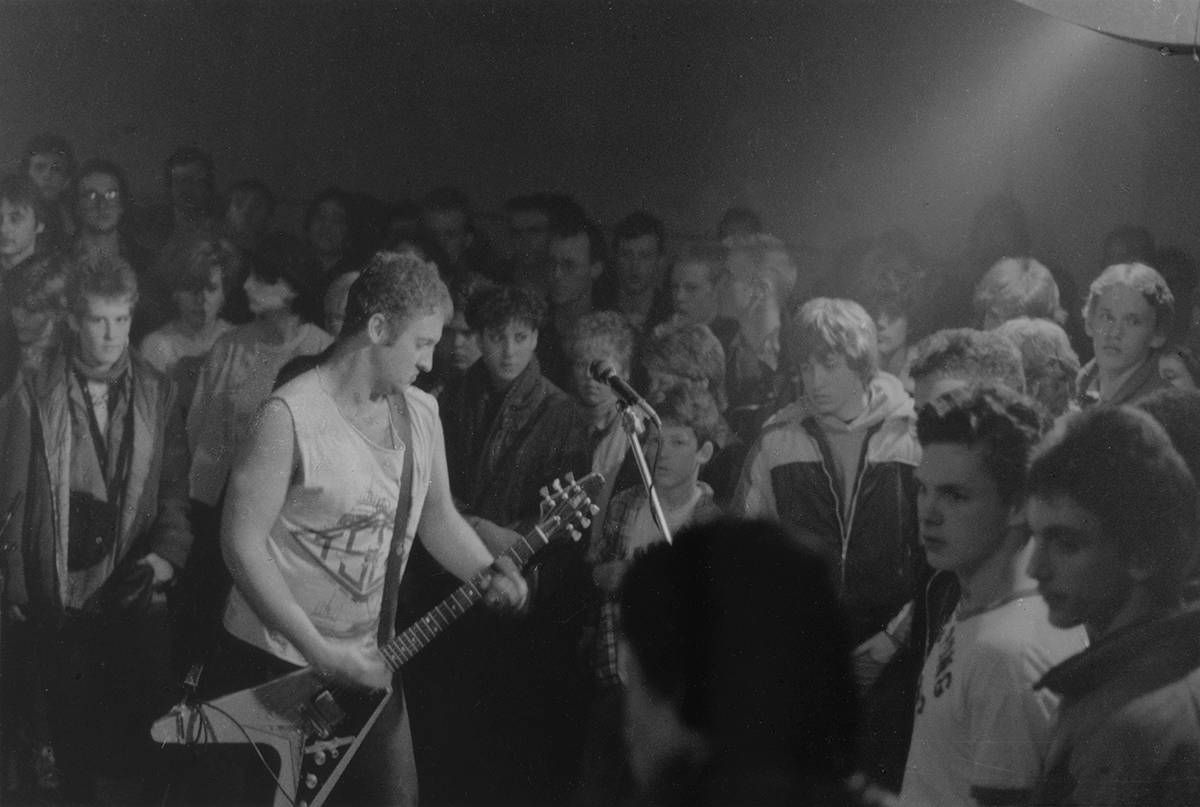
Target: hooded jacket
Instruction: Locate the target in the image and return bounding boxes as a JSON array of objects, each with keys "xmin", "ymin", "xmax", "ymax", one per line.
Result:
[
  {"xmin": 1034, "ymin": 607, "xmax": 1200, "ymax": 806},
  {"xmin": 0, "ymin": 348, "xmax": 191, "ymax": 616},
  {"xmin": 735, "ymin": 372, "xmax": 920, "ymax": 643}
]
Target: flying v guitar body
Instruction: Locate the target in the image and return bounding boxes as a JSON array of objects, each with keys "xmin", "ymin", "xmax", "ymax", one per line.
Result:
[
  {"xmin": 152, "ymin": 668, "xmax": 391, "ymax": 807},
  {"xmin": 151, "ymin": 471, "xmax": 602, "ymax": 807}
]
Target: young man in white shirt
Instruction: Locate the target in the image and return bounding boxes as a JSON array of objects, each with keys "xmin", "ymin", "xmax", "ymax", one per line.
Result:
[{"xmin": 899, "ymin": 385, "xmax": 1087, "ymax": 806}]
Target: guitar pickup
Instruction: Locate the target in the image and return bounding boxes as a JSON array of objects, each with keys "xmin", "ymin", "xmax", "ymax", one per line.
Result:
[{"xmin": 299, "ymin": 691, "xmax": 347, "ymax": 739}]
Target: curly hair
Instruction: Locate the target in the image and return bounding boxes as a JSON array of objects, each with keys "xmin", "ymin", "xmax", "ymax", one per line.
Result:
[
  {"xmin": 656, "ymin": 383, "xmax": 721, "ymax": 448},
  {"xmin": 993, "ymin": 318, "xmax": 1079, "ymax": 417},
  {"xmin": 67, "ymin": 253, "xmax": 138, "ymax": 314},
  {"xmin": 909, "ymin": 328, "xmax": 1026, "ymax": 395},
  {"xmin": 1028, "ymin": 406, "xmax": 1197, "ymax": 605},
  {"xmin": 465, "ymin": 283, "xmax": 546, "ymax": 334},
  {"xmin": 341, "ymin": 250, "xmax": 451, "ymax": 338},
  {"xmin": 641, "ymin": 323, "xmax": 728, "ymax": 412},
  {"xmin": 917, "ymin": 383, "xmax": 1046, "ymax": 504},
  {"xmin": 569, "ymin": 311, "xmax": 635, "ymax": 370}
]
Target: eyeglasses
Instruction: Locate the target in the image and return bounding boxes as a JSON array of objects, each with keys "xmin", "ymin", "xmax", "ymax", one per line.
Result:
[{"xmin": 80, "ymin": 189, "xmax": 121, "ymax": 204}]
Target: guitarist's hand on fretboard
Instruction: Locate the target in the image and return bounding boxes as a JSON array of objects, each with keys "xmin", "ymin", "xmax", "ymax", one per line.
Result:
[
  {"xmin": 150, "ymin": 473, "xmax": 603, "ymax": 807},
  {"xmin": 481, "ymin": 555, "xmax": 530, "ymax": 615}
]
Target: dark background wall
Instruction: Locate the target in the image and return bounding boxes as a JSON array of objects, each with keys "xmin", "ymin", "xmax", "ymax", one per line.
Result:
[{"xmin": 3, "ymin": 0, "xmax": 1199, "ymax": 291}]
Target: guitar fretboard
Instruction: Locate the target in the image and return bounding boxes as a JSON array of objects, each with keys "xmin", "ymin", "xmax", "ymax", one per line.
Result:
[{"xmin": 378, "ymin": 522, "xmax": 556, "ymax": 670}]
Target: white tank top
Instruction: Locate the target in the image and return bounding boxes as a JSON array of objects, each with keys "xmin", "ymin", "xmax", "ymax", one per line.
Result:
[{"xmin": 224, "ymin": 370, "xmax": 439, "ymax": 665}]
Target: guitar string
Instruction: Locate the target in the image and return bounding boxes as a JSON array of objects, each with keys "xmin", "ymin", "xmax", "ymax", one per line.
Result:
[{"xmin": 169, "ymin": 477, "xmax": 595, "ymax": 805}]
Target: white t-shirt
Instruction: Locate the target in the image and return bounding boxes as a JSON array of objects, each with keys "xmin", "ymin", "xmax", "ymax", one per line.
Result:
[{"xmin": 899, "ymin": 593, "xmax": 1087, "ymax": 807}]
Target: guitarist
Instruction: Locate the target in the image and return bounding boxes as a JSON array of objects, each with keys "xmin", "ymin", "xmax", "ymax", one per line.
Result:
[{"xmin": 204, "ymin": 251, "xmax": 529, "ymax": 806}]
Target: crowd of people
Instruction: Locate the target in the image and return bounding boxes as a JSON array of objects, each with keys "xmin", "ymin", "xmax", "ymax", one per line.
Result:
[{"xmin": 3, "ymin": 131, "xmax": 1200, "ymax": 807}]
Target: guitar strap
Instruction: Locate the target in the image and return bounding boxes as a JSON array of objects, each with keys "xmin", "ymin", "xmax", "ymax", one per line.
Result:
[{"xmin": 378, "ymin": 392, "xmax": 415, "ymax": 645}]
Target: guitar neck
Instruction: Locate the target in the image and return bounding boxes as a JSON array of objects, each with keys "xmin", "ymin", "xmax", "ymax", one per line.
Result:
[{"xmin": 378, "ymin": 523, "xmax": 553, "ymax": 670}]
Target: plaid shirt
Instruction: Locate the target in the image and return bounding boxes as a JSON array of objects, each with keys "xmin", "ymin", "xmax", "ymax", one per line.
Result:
[{"xmin": 590, "ymin": 483, "xmax": 720, "ymax": 687}]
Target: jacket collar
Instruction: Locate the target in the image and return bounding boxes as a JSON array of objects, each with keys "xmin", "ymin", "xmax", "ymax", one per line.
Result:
[
  {"xmin": 1076, "ymin": 354, "xmax": 1164, "ymax": 407},
  {"xmin": 471, "ymin": 354, "xmax": 545, "ymax": 413},
  {"xmin": 777, "ymin": 370, "xmax": 914, "ymax": 432},
  {"xmin": 1036, "ymin": 605, "xmax": 1200, "ymax": 699}
]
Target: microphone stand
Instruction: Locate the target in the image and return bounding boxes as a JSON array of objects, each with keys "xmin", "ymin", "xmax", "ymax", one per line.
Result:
[{"xmin": 617, "ymin": 401, "xmax": 672, "ymax": 545}]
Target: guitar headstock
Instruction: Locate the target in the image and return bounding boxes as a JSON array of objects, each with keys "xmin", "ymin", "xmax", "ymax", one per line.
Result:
[{"xmin": 538, "ymin": 472, "xmax": 604, "ymax": 543}]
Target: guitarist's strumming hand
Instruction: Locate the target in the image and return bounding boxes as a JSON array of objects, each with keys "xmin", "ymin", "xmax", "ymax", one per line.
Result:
[
  {"xmin": 482, "ymin": 556, "xmax": 529, "ymax": 615},
  {"xmin": 311, "ymin": 642, "xmax": 393, "ymax": 691}
]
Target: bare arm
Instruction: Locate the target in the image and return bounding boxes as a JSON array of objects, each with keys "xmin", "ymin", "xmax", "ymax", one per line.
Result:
[{"xmin": 221, "ymin": 398, "xmax": 389, "ymax": 688}]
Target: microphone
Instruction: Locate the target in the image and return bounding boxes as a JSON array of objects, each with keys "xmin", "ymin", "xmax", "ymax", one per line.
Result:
[{"xmin": 589, "ymin": 361, "xmax": 662, "ymax": 428}]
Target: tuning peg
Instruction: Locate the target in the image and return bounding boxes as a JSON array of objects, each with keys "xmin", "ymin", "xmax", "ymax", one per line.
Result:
[
  {"xmin": 568, "ymin": 526, "xmax": 581, "ymax": 541},
  {"xmin": 552, "ymin": 479, "xmax": 563, "ymax": 492},
  {"xmin": 589, "ymin": 504, "xmax": 600, "ymax": 516},
  {"xmin": 580, "ymin": 516, "xmax": 591, "ymax": 529},
  {"xmin": 565, "ymin": 471, "xmax": 575, "ymax": 483},
  {"xmin": 539, "ymin": 485, "xmax": 549, "ymax": 500}
]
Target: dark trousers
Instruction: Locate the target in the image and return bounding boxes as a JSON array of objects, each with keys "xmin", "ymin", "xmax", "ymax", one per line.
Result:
[
  {"xmin": 40, "ymin": 602, "xmax": 175, "ymax": 803},
  {"xmin": 172, "ymin": 498, "xmax": 231, "ymax": 675},
  {"xmin": 166, "ymin": 632, "xmax": 417, "ymax": 807}
]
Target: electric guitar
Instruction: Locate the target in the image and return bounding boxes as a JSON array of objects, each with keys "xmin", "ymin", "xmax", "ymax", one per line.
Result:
[{"xmin": 151, "ymin": 472, "xmax": 602, "ymax": 807}]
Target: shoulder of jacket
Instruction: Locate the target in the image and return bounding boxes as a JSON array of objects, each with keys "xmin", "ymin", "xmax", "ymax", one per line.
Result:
[
  {"xmin": 867, "ymin": 415, "xmax": 921, "ymax": 466},
  {"xmin": 749, "ymin": 418, "xmax": 822, "ymax": 465}
]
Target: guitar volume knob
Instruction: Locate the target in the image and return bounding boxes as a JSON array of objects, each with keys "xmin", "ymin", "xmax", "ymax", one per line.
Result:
[
  {"xmin": 305, "ymin": 773, "xmax": 319, "ymax": 789},
  {"xmin": 314, "ymin": 750, "xmax": 327, "ymax": 766}
]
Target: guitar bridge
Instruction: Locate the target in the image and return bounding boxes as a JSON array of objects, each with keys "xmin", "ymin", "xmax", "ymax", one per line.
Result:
[{"xmin": 299, "ymin": 690, "xmax": 346, "ymax": 739}]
